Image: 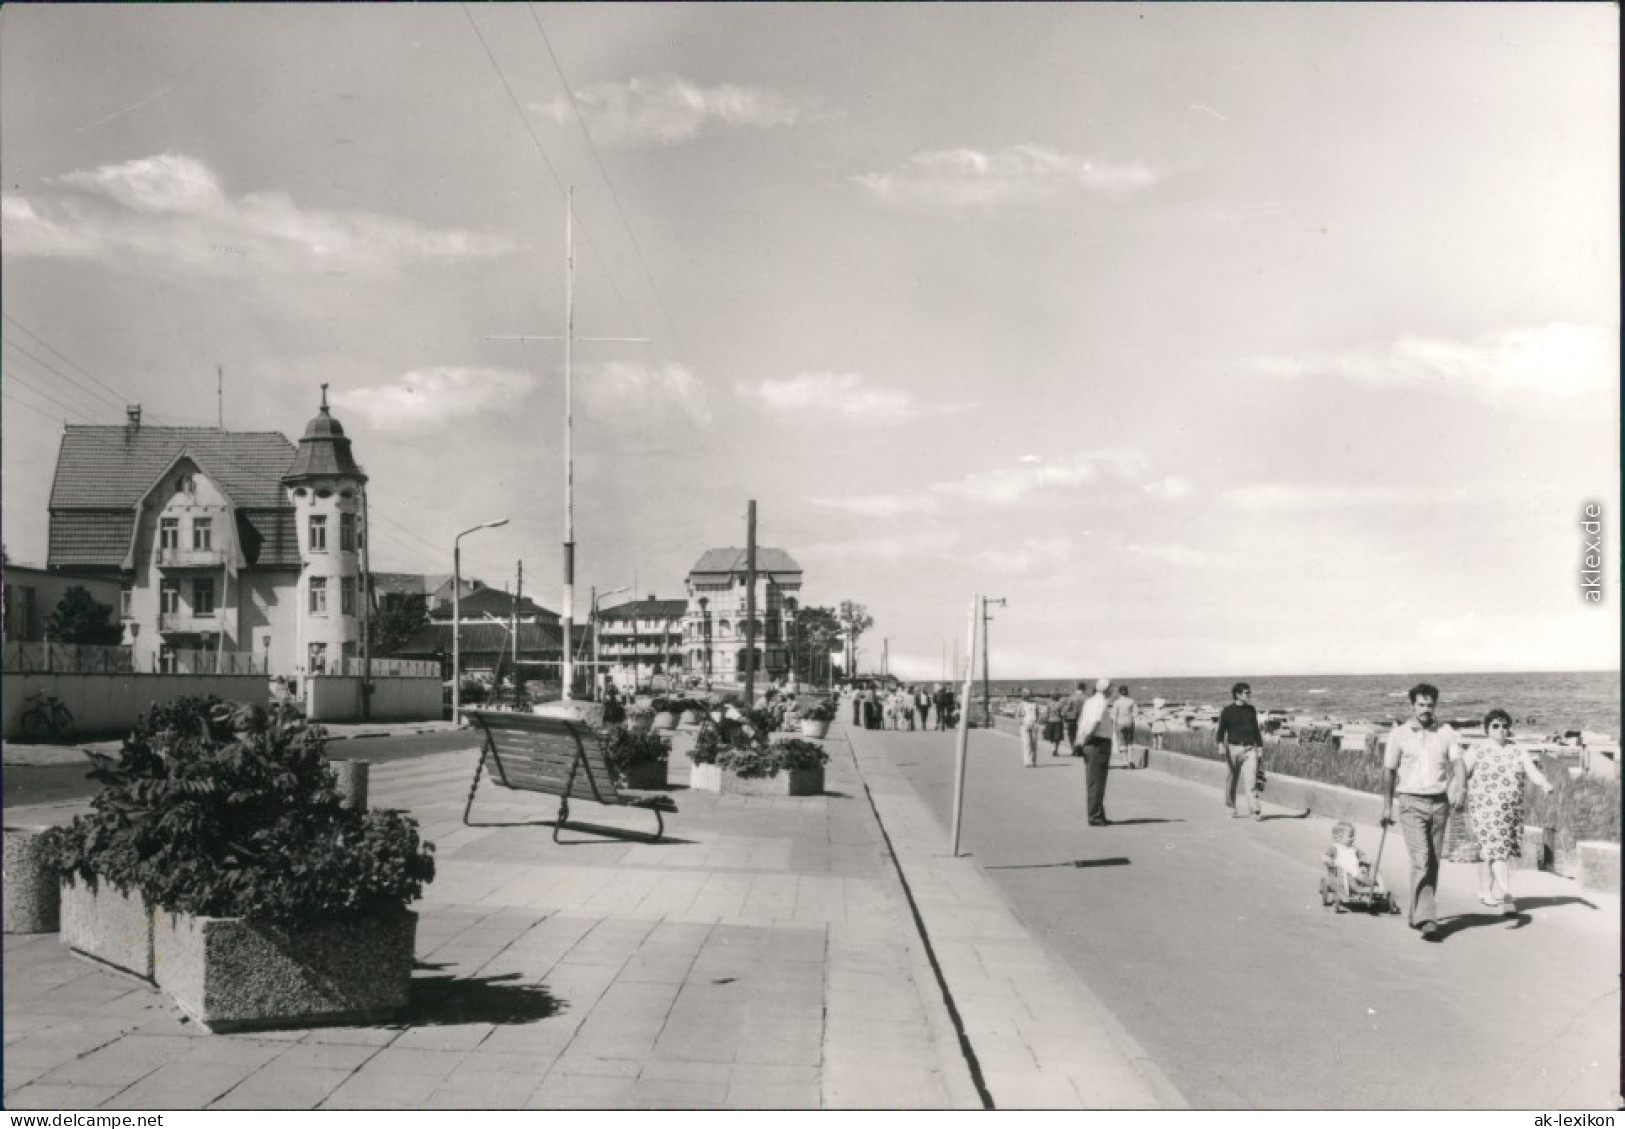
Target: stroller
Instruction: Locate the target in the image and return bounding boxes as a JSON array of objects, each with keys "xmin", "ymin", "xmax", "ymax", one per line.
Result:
[{"xmin": 1318, "ymin": 822, "xmax": 1401, "ymax": 915}]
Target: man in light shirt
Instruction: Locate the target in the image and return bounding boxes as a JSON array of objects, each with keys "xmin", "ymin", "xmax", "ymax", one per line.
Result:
[
  {"xmin": 1075, "ymin": 678, "xmax": 1114, "ymax": 825},
  {"xmin": 1381, "ymin": 682, "xmax": 1466, "ymax": 941},
  {"xmin": 1016, "ymin": 688, "xmax": 1042, "ymax": 768}
]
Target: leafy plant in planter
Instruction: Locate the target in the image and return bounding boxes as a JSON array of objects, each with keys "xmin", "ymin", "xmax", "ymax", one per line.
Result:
[
  {"xmin": 600, "ymin": 724, "xmax": 671, "ymax": 788},
  {"xmin": 717, "ymin": 744, "xmax": 779, "ymax": 779},
  {"xmin": 44, "ymin": 696, "xmax": 435, "ymax": 1031},
  {"xmin": 689, "ymin": 717, "xmax": 755, "ymax": 765},
  {"xmin": 772, "ymin": 739, "xmax": 830, "ymax": 772},
  {"xmin": 801, "ymin": 700, "xmax": 837, "ymax": 724}
]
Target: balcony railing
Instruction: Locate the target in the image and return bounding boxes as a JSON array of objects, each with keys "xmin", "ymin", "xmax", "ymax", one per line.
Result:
[
  {"xmin": 159, "ymin": 611, "xmax": 220, "ymax": 633},
  {"xmin": 157, "ymin": 546, "xmax": 226, "ymax": 569}
]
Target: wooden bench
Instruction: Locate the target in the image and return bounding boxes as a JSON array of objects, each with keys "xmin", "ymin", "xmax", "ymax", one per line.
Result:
[{"xmin": 462, "ymin": 709, "xmax": 677, "ymax": 842}]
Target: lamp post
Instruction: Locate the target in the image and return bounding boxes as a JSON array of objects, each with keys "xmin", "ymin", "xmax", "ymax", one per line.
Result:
[
  {"xmin": 453, "ymin": 518, "xmax": 508, "ymax": 724},
  {"xmin": 982, "ymin": 597, "xmax": 1006, "ymax": 727},
  {"xmin": 591, "ymin": 585, "xmax": 629, "ymax": 698}
]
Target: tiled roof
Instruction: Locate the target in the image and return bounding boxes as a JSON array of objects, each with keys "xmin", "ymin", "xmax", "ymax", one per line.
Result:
[
  {"xmin": 48, "ymin": 511, "xmax": 133, "ymax": 568},
  {"xmin": 599, "ymin": 598, "xmax": 688, "ymax": 622},
  {"xmin": 429, "ymin": 587, "xmax": 558, "ymax": 622},
  {"xmin": 389, "ymin": 621, "xmax": 587, "ymax": 658},
  {"xmin": 50, "ymin": 426, "xmax": 298, "ymax": 510},
  {"xmin": 688, "ymin": 547, "xmax": 802, "ymax": 576},
  {"xmin": 283, "ymin": 405, "xmax": 366, "ymax": 483},
  {"xmin": 239, "ymin": 508, "xmax": 301, "ymax": 569}
]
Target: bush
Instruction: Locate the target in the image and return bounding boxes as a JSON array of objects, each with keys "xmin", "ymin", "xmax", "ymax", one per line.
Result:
[
  {"xmin": 650, "ymin": 697, "xmax": 675, "ymax": 714},
  {"xmin": 43, "ymin": 696, "xmax": 435, "ymax": 925},
  {"xmin": 1162, "ymin": 728, "xmax": 1387, "ymax": 793},
  {"xmin": 801, "ymin": 699, "xmax": 836, "ymax": 723},
  {"xmin": 773, "ymin": 739, "xmax": 830, "ymax": 772},
  {"xmin": 599, "ymin": 724, "xmax": 670, "ymax": 780},
  {"xmin": 1526, "ymin": 758, "xmax": 1621, "ymax": 849}
]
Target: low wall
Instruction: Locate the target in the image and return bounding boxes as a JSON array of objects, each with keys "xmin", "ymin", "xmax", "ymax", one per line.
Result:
[
  {"xmin": 2, "ymin": 672, "xmax": 270, "ymax": 741},
  {"xmin": 305, "ymin": 676, "xmax": 441, "ymax": 723}
]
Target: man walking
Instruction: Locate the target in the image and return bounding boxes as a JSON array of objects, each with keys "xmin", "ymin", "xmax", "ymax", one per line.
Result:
[
  {"xmin": 1061, "ymin": 681, "xmax": 1087, "ymax": 756},
  {"xmin": 1216, "ymin": 682, "xmax": 1266, "ymax": 819},
  {"xmin": 1075, "ymin": 678, "xmax": 1114, "ymax": 825},
  {"xmin": 934, "ymin": 683, "xmax": 954, "ymax": 730},
  {"xmin": 1382, "ymin": 683, "xmax": 1465, "ymax": 942},
  {"xmin": 915, "ymin": 685, "xmax": 931, "ymax": 730},
  {"xmin": 1016, "ymin": 688, "xmax": 1042, "ymax": 768},
  {"xmin": 1110, "ymin": 685, "xmax": 1136, "ymax": 757}
]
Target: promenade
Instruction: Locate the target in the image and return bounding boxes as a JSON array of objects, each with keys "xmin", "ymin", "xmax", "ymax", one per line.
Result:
[{"xmin": 3, "ymin": 719, "xmax": 1618, "ymax": 1109}]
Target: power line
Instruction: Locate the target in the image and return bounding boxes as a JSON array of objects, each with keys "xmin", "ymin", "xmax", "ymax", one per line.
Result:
[
  {"xmin": 3, "ymin": 313, "xmax": 134, "ymax": 407},
  {"xmin": 3, "ymin": 338, "xmax": 130, "ymax": 416}
]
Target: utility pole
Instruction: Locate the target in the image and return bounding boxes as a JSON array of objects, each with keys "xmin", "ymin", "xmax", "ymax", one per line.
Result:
[
  {"xmin": 882, "ymin": 637, "xmax": 890, "ymax": 679},
  {"xmin": 982, "ymin": 597, "xmax": 1006, "ymax": 727},
  {"xmin": 511, "ymin": 559, "xmax": 522, "ymax": 701},
  {"xmin": 744, "ymin": 501, "xmax": 758, "ymax": 707},
  {"xmin": 360, "ymin": 483, "xmax": 372, "ymax": 720},
  {"xmin": 217, "ymin": 364, "xmax": 224, "ymax": 430},
  {"xmin": 484, "ymin": 186, "xmax": 649, "ymax": 701}
]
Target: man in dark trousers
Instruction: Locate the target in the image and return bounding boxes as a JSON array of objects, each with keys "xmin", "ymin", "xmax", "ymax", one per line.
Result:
[
  {"xmin": 1215, "ymin": 682, "xmax": 1265, "ymax": 819},
  {"xmin": 1075, "ymin": 678, "xmax": 1114, "ymax": 825}
]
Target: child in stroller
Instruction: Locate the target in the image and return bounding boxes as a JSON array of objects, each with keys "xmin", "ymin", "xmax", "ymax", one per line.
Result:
[{"xmin": 1319, "ymin": 820, "xmax": 1399, "ymax": 914}]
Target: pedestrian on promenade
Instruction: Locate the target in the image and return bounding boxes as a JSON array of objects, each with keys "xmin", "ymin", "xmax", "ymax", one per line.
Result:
[
  {"xmin": 1149, "ymin": 697, "xmax": 1168, "ymax": 749},
  {"xmin": 1076, "ymin": 678, "xmax": 1114, "ymax": 825},
  {"xmin": 934, "ymin": 683, "xmax": 954, "ymax": 730},
  {"xmin": 1216, "ymin": 682, "xmax": 1265, "ymax": 820},
  {"xmin": 915, "ymin": 685, "xmax": 932, "ymax": 730},
  {"xmin": 1110, "ymin": 685, "xmax": 1136, "ymax": 754},
  {"xmin": 863, "ymin": 684, "xmax": 881, "ymax": 730},
  {"xmin": 1062, "ymin": 681, "xmax": 1087, "ymax": 755},
  {"xmin": 849, "ymin": 684, "xmax": 862, "ymax": 725},
  {"xmin": 1463, "ymin": 708, "xmax": 1554, "ymax": 915},
  {"xmin": 1043, "ymin": 695, "xmax": 1066, "ymax": 755},
  {"xmin": 901, "ymin": 686, "xmax": 917, "ymax": 731},
  {"xmin": 1017, "ymin": 688, "xmax": 1042, "ymax": 768},
  {"xmin": 1381, "ymin": 682, "xmax": 1465, "ymax": 941}
]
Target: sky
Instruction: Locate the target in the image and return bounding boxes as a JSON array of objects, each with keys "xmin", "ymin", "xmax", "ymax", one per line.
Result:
[{"xmin": 2, "ymin": 3, "xmax": 1618, "ymax": 681}]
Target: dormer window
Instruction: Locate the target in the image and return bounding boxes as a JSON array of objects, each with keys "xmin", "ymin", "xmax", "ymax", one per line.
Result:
[
  {"xmin": 192, "ymin": 517, "xmax": 212, "ymax": 551},
  {"xmin": 160, "ymin": 518, "xmax": 179, "ymax": 551}
]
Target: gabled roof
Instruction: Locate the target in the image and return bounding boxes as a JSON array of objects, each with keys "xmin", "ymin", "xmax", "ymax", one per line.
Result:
[
  {"xmin": 687, "ymin": 547, "xmax": 802, "ymax": 577},
  {"xmin": 50, "ymin": 426, "xmax": 297, "ymax": 510},
  {"xmin": 429, "ymin": 586, "xmax": 558, "ymax": 622},
  {"xmin": 598, "ymin": 598, "xmax": 688, "ymax": 622},
  {"xmin": 389, "ymin": 620, "xmax": 586, "ymax": 658}
]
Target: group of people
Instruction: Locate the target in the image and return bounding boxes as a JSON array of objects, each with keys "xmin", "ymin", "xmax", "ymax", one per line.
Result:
[{"xmin": 843, "ymin": 681, "xmax": 960, "ymax": 732}]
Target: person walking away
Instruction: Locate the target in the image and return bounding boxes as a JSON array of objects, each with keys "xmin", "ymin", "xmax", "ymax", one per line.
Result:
[
  {"xmin": 1076, "ymin": 678, "xmax": 1114, "ymax": 824},
  {"xmin": 850, "ymin": 684, "xmax": 862, "ymax": 726},
  {"xmin": 900, "ymin": 686, "xmax": 916, "ymax": 731},
  {"xmin": 1062, "ymin": 681, "xmax": 1088, "ymax": 756},
  {"xmin": 1381, "ymin": 683, "xmax": 1465, "ymax": 942},
  {"xmin": 1216, "ymin": 683, "xmax": 1265, "ymax": 819},
  {"xmin": 915, "ymin": 685, "xmax": 931, "ymax": 730},
  {"xmin": 1043, "ymin": 695, "xmax": 1066, "ymax": 756},
  {"xmin": 1016, "ymin": 688, "xmax": 1042, "ymax": 768},
  {"xmin": 1464, "ymin": 708, "xmax": 1553, "ymax": 914},
  {"xmin": 1110, "ymin": 685, "xmax": 1136, "ymax": 758},
  {"xmin": 1149, "ymin": 697, "xmax": 1168, "ymax": 749}
]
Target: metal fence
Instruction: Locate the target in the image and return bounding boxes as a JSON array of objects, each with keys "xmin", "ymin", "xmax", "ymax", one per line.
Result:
[
  {"xmin": 168, "ymin": 649, "xmax": 268, "ymax": 675},
  {"xmin": 337, "ymin": 657, "xmax": 438, "ymax": 678},
  {"xmin": 3, "ymin": 641, "xmax": 136, "ymax": 673}
]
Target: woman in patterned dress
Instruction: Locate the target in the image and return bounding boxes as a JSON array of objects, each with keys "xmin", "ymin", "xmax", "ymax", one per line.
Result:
[{"xmin": 1463, "ymin": 708, "xmax": 1554, "ymax": 914}]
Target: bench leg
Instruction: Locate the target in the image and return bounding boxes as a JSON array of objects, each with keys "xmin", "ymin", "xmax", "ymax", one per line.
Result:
[
  {"xmin": 462, "ymin": 746, "xmax": 490, "ymax": 826},
  {"xmin": 650, "ymin": 807, "xmax": 664, "ymax": 842},
  {"xmin": 552, "ymin": 798, "xmax": 570, "ymax": 844}
]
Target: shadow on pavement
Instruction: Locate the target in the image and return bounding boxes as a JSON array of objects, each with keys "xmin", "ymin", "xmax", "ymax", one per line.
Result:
[
  {"xmin": 986, "ymin": 857, "xmax": 1132, "ymax": 870},
  {"xmin": 1100, "ymin": 817, "xmax": 1184, "ymax": 826},
  {"xmin": 407, "ymin": 970, "xmax": 564, "ymax": 1026}
]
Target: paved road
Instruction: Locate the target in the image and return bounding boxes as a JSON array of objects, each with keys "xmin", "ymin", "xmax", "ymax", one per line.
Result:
[
  {"xmin": 3, "ymin": 731, "xmax": 477, "ymax": 809},
  {"xmin": 869, "ymin": 727, "xmax": 1620, "ymax": 1109}
]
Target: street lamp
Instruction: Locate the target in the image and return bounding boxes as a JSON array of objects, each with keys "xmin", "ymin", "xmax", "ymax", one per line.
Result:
[
  {"xmin": 591, "ymin": 585, "xmax": 629, "ymax": 698},
  {"xmin": 982, "ymin": 597, "xmax": 1006, "ymax": 727},
  {"xmin": 453, "ymin": 518, "xmax": 509, "ymax": 724}
]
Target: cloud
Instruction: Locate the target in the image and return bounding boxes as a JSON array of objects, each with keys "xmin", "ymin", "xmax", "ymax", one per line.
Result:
[
  {"xmin": 1221, "ymin": 484, "xmax": 1468, "ymax": 512},
  {"xmin": 332, "ymin": 367, "xmax": 534, "ymax": 433},
  {"xmin": 853, "ymin": 144, "xmax": 1157, "ymax": 210},
  {"xmin": 2, "ymin": 153, "xmax": 513, "ymax": 272},
  {"xmin": 809, "ymin": 449, "xmax": 1150, "ymax": 517},
  {"xmin": 1144, "ymin": 475, "xmax": 1194, "ymax": 501},
  {"xmin": 740, "ymin": 371, "xmax": 976, "ymax": 426},
  {"xmin": 581, "ymin": 361, "xmax": 712, "ymax": 425},
  {"xmin": 973, "ymin": 537, "xmax": 1072, "ymax": 575},
  {"xmin": 1230, "ymin": 324, "xmax": 1616, "ymax": 409},
  {"xmin": 1125, "ymin": 542, "xmax": 1209, "ymax": 567},
  {"xmin": 532, "ymin": 74, "xmax": 810, "ymax": 147}
]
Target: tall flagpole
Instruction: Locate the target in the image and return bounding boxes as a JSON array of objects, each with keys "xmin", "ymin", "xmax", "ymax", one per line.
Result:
[{"xmin": 562, "ymin": 189, "xmax": 576, "ymax": 698}]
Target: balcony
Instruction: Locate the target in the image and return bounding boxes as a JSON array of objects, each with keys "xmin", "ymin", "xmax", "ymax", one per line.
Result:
[
  {"xmin": 158, "ymin": 611, "xmax": 220, "ymax": 634},
  {"xmin": 157, "ymin": 546, "xmax": 226, "ymax": 570}
]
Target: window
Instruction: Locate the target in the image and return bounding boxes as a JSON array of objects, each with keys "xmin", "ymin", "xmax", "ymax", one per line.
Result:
[
  {"xmin": 160, "ymin": 580, "xmax": 181, "ymax": 616},
  {"xmin": 120, "ymin": 589, "xmax": 133, "ymax": 619},
  {"xmin": 340, "ymin": 512, "xmax": 356, "ymax": 552},
  {"xmin": 310, "ymin": 576, "xmax": 328, "ymax": 614},
  {"xmin": 309, "ymin": 514, "xmax": 327, "ymax": 552},
  {"xmin": 341, "ymin": 576, "xmax": 356, "ymax": 616},
  {"xmin": 159, "ymin": 646, "xmax": 175, "ymax": 674},
  {"xmin": 160, "ymin": 518, "xmax": 180, "ymax": 550},
  {"xmin": 192, "ymin": 517, "xmax": 212, "ymax": 551},
  {"xmin": 308, "ymin": 641, "xmax": 327, "ymax": 675},
  {"xmin": 193, "ymin": 578, "xmax": 215, "ymax": 617}
]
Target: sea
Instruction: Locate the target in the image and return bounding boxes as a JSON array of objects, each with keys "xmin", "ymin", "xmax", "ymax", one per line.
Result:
[{"xmin": 975, "ymin": 671, "xmax": 1621, "ymax": 741}]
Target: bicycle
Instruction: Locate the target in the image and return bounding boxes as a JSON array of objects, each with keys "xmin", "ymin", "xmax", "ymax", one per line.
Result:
[{"xmin": 19, "ymin": 690, "xmax": 74, "ymax": 743}]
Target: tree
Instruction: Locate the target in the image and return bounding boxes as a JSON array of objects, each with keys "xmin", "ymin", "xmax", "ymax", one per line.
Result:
[
  {"xmin": 836, "ymin": 600, "xmax": 874, "ymax": 678},
  {"xmin": 371, "ymin": 593, "xmax": 428, "ymax": 656},
  {"xmin": 790, "ymin": 605, "xmax": 842, "ymax": 685},
  {"xmin": 45, "ymin": 586, "xmax": 124, "ymax": 646}
]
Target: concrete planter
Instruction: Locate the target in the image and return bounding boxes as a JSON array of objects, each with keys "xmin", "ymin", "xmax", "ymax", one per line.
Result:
[
  {"xmin": 786, "ymin": 766, "xmax": 825, "ymax": 797},
  {"xmin": 60, "ymin": 876, "xmax": 154, "ymax": 980},
  {"xmin": 651, "ymin": 711, "xmax": 678, "ymax": 730},
  {"xmin": 798, "ymin": 719, "xmax": 832, "ymax": 739},
  {"xmin": 5, "ymin": 825, "xmax": 61, "ymax": 934},
  {"xmin": 688, "ymin": 761, "xmax": 722, "ymax": 792},
  {"xmin": 718, "ymin": 767, "xmax": 824, "ymax": 797},
  {"xmin": 619, "ymin": 760, "xmax": 668, "ymax": 790},
  {"xmin": 153, "ymin": 910, "xmax": 417, "ymax": 1033}
]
